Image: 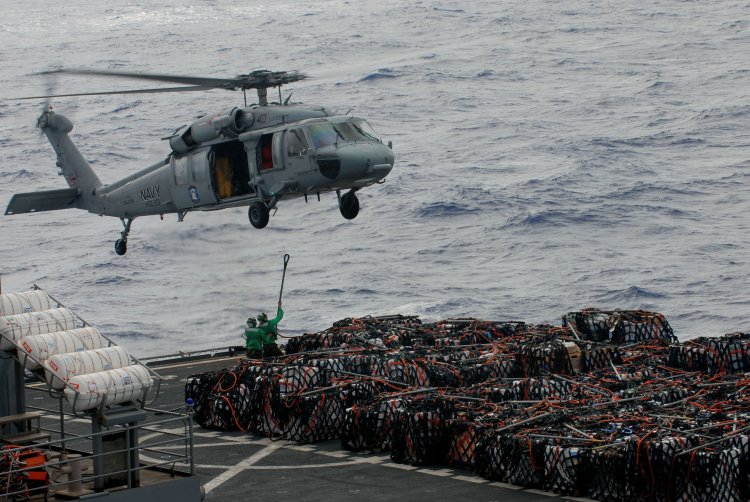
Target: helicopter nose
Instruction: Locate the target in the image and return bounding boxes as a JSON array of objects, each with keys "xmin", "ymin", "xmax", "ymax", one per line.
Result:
[{"xmin": 334, "ymin": 143, "xmax": 394, "ymax": 182}]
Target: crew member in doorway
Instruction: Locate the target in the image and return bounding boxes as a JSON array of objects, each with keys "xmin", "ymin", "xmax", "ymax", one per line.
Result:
[{"xmin": 244, "ymin": 301, "xmax": 284, "ymax": 358}]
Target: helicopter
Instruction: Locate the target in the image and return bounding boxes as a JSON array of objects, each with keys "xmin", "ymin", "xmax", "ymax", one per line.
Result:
[{"xmin": 5, "ymin": 69, "xmax": 395, "ymax": 255}]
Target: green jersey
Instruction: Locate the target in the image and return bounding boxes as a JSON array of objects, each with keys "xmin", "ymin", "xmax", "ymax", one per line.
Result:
[{"xmin": 244, "ymin": 306, "xmax": 284, "ymax": 351}]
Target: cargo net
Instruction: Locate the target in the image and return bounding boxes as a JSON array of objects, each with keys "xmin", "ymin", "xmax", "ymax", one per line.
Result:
[
  {"xmin": 563, "ymin": 309, "xmax": 677, "ymax": 344},
  {"xmin": 669, "ymin": 332, "xmax": 750, "ymax": 375},
  {"xmin": 187, "ymin": 311, "xmax": 750, "ymax": 499}
]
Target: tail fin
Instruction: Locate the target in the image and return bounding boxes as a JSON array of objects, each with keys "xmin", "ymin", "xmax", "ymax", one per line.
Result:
[{"xmin": 38, "ymin": 110, "xmax": 103, "ymax": 213}]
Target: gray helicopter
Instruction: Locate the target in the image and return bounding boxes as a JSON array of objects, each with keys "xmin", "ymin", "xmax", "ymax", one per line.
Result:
[{"xmin": 5, "ymin": 69, "xmax": 395, "ymax": 255}]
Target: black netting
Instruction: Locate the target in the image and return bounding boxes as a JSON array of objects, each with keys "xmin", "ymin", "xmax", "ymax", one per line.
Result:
[
  {"xmin": 563, "ymin": 309, "xmax": 676, "ymax": 344},
  {"xmin": 541, "ymin": 444, "xmax": 589, "ymax": 495},
  {"xmin": 516, "ymin": 340, "xmax": 574, "ymax": 377},
  {"xmin": 283, "ymin": 389, "xmax": 346, "ymax": 443},
  {"xmin": 586, "ymin": 443, "xmax": 638, "ymax": 501},
  {"xmin": 390, "ymin": 397, "xmax": 455, "ymax": 466},
  {"xmin": 341, "ymin": 398, "xmax": 402, "ymax": 452},
  {"xmin": 186, "ymin": 312, "xmax": 750, "ymax": 499},
  {"xmin": 445, "ymin": 419, "xmax": 484, "ymax": 469}
]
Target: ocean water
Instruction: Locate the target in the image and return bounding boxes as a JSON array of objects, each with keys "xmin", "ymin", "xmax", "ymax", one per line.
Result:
[{"xmin": 0, "ymin": 0, "xmax": 748, "ymax": 357}]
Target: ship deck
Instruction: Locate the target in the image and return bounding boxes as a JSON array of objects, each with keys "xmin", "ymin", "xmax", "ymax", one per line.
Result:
[
  {"xmin": 21, "ymin": 353, "xmax": 595, "ymax": 501},
  {"xmin": 145, "ymin": 354, "xmax": 591, "ymax": 501}
]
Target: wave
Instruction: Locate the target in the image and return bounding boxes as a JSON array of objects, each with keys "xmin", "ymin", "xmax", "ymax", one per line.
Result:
[
  {"xmin": 359, "ymin": 69, "xmax": 398, "ymax": 82},
  {"xmin": 598, "ymin": 286, "xmax": 668, "ymax": 303},
  {"xmin": 415, "ymin": 202, "xmax": 479, "ymax": 218}
]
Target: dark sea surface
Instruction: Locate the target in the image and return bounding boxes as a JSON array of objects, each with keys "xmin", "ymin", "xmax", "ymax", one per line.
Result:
[{"xmin": 1, "ymin": 0, "xmax": 748, "ymax": 357}]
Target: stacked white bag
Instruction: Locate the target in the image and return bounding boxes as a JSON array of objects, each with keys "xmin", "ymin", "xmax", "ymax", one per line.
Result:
[
  {"xmin": 18, "ymin": 327, "xmax": 107, "ymax": 370},
  {"xmin": 0, "ymin": 307, "xmax": 77, "ymax": 350},
  {"xmin": 65, "ymin": 365, "xmax": 153, "ymax": 412},
  {"xmin": 1, "ymin": 289, "xmax": 154, "ymax": 411},
  {"xmin": 0, "ymin": 290, "xmax": 54, "ymax": 316}
]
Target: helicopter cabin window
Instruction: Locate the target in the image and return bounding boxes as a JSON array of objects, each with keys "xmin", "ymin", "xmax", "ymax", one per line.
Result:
[
  {"xmin": 308, "ymin": 123, "xmax": 339, "ymax": 149},
  {"xmin": 173, "ymin": 156, "xmax": 190, "ymax": 185},
  {"xmin": 286, "ymin": 128, "xmax": 308, "ymax": 157}
]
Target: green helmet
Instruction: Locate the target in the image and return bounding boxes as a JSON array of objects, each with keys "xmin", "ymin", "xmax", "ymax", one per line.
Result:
[{"xmin": 258, "ymin": 312, "xmax": 268, "ymax": 323}]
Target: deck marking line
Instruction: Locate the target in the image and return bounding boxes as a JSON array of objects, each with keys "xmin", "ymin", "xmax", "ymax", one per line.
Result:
[
  {"xmin": 203, "ymin": 443, "xmax": 282, "ymax": 495},
  {"xmin": 418, "ymin": 468, "xmax": 454, "ymax": 477},
  {"xmin": 452, "ymin": 475, "xmax": 489, "ymax": 484},
  {"xmin": 524, "ymin": 488, "xmax": 558, "ymax": 496},
  {"xmin": 488, "ymin": 482, "xmax": 523, "ymax": 490}
]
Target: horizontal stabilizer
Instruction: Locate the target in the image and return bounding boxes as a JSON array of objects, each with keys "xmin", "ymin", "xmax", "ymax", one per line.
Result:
[{"xmin": 5, "ymin": 188, "xmax": 79, "ymax": 215}]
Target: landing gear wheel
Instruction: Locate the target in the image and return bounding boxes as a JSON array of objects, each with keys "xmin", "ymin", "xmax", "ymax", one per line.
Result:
[
  {"xmin": 249, "ymin": 202, "xmax": 270, "ymax": 229},
  {"xmin": 115, "ymin": 239, "xmax": 127, "ymax": 256},
  {"xmin": 340, "ymin": 192, "xmax": 360, "ymax": 220}
]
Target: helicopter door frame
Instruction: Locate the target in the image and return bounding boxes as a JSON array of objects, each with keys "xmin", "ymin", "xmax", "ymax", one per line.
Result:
[
  {"xmin": 284, "ymin": 127, "xmax": 314, "ymax": 173},
  {"xmin": 170, "ymin": 147, "xmax": 218, "ymax": 209},
  {"xmin": 256, "ymin": 132, "xmax": 287, "ymax": 173}
]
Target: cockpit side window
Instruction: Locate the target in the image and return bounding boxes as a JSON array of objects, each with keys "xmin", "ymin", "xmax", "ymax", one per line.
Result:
[
  {"xmin": 286, "ymin": 128, "xmax": 308, "ymax": 157},
  {"xmin": 307, "ymin": 123, "xmax": 339, "ymax": 149}
]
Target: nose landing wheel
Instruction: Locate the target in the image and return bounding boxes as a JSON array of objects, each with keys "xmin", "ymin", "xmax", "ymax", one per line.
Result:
[
  {"xmin": 338, "ymin": 190, "xmax": 360, "ymax": 220},
  {"xmin": 115, "ymin": 239, "xmax": 127, "ymax": 256}
]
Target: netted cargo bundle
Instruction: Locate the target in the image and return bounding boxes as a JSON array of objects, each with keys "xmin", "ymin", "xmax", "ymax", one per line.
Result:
[
  {"xmin": 185, "ymin": 308, "xmax": 750, "ymax": 498},
  {"xmin": 283, "ymin": 331, "xmax": 352, "ymax": 353},
  {"xmin": 586, "ymin": 441, "xmax": 639, "ymax": 500},
  {"xmin": 185, "ymin": 369, "xmax": 260, "ymax": 431},
  {"xmin": 371, "ymin": 357, "xmax": 430, "ymax": 387},
  {"xmin": 670, "ymin": 333, "xmax": 750, "ymax": 375},
  {"xmin": 515, "ymin": 339, "xmax": 574, "ymax": 377},
  {"xmin": 340, "ymin": 398, "xmax": 402, "ymax": 452},
  {"xmin": 338, "ymin": 380, "xmax": 383, "ymax": 407},
  {"xmin": 474, "ymin": 432, "xmax": 547, "ymax": 488},
  {"xmin": 622, "ymin": 435, "xmax": 690, "ymax": 501},
  {"xmin": 563, "ymin": 309, "xmax": 676, "ymax": 344},
  {"xmin": 390, "ymin": 396, "xmax": 456, "ymax": 466},
  {"xmin": 512, "ymin": 377, "xmax": 572, "ymax": 401},
  {"xmin": 466, "ymin": 381, "xmax": 517, "ymax": 402},
  {"xmin": 540, "ymin": 443, "xmax": 590, "ymax": 495},
  {"xmin": 423, "ymin": 359, "xmax": 465, "ymax": 387},
  {"xmin": 433, "ymin": 319, "xmax": 525, "ymax": 347},
  {"xmin": 283, "ymin": 388, "xmax": 347, "ymax": 443},
  {"xmin": 445, "ymin": 418, "xmax": 484, "ymax": 469},
  {"xmin": 458, "ymin": 357, "xmax": 518, "ymax": 385},
  {"xmin": 669, "ymin": 445, "xmax": 749, "ymax": 502},
  {"xmin": 301, "ymin": 354, "xmax": 352, "ymax": 377},
  {"xmin": 278, "ymin": 365, "xmax": 328, "ymax": 396},
  {"xmin": 579, "ymin": 342, "xmax": 620, "ymax": 372}
]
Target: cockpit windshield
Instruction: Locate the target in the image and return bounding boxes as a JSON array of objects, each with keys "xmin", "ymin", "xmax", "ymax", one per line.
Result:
[
  {"xmin": 306, "ymin": 119, "xmax": 382, "ymax": 149},
  {"xmin": 348, "ymin": 119, "xmax": 382, "ymax": 143}
]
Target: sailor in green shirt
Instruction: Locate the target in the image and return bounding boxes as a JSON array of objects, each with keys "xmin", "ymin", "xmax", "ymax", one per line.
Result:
[{"xmin": 244, "ymin": 301, "xmax": 284, "ymax": 357}]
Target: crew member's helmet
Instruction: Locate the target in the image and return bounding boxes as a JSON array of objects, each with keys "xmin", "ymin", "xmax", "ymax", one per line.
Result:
[
  {"xmin": 246, "ymin": 317, "xmax": 257, "ymax": 328},
  {"xmin": 258, "ymin": 312, "xmax": 268, "ymax": 323}
]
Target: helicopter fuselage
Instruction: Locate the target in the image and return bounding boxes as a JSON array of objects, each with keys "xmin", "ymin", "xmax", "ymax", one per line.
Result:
[
  {"xmin": 99, "ymin": 104, "xmax": 394, "ymax": 219},
  {"xmin": 6, "ymin": 102, "xmax": 395, "ymax": 254}
]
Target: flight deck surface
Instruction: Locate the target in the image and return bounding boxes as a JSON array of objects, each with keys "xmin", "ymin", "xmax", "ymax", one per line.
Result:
[{"xmin": 26, "ymin": 354, "xmax": 594, "ymax": 501}]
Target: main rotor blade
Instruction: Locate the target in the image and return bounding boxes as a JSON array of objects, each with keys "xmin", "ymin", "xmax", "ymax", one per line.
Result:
[
  {"xmin": 13, "ymin": 85, "xmax": 216, "ymax": 100},
  {"xmin": 47, "ymin": 69, "xmax": 237, "ymax": 89},
  {"xmin": 42, "ymin": 68, "xmax": 307, "ymax": 90}
]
